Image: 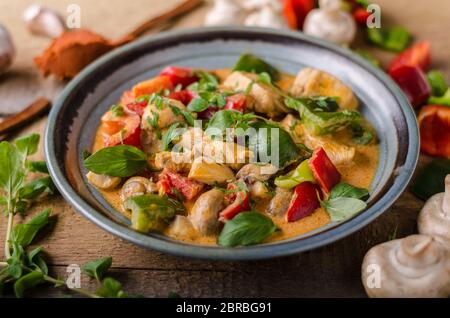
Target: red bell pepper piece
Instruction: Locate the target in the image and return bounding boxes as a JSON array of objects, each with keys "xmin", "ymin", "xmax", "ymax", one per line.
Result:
[
  {"xmin": 101, "ymin": 111, "xmax": 142, "ymax": 148},
  {"xmin": 286, "ymin": 182, "xmax": 321, "ymax": 222},
  {"xmin": 309, "ymin": 148, "xmax": 341, "ymax": 193},
  {"xmin": 390, "ymin": 65, "xmax": 431, "ymax": 108},
  {"xmin": 160, "ymin": 66, "xmax": 199, "ymax": 88},
  {"xmin": 283, "ymin": 0, "xmax": 315, "ymax": 30},
  {"xmin": 418, "ymin": 105, "xmax": 450, "ymax": 158},
  {"xmin": 169, "ymin": 90, "xmax": 197, "ymax": 105},
  {"xmin": 157, "ymin": 169, "xmax": 203, "ymax": 201},
  {"xmin": 125, "ymin": 100, "xmax": 148, "ymax": 116},
  {"xmin": 224, "ymin": 93, "xmax": 246, "ymax": 112},
  {"xmin": 352, "ymin": 7, "xmax": 370, "ymax": 25},
  {"xmin": 388, "ymin": 41, "xmax": 431, "ymax": 73},
  {"xmin": 219, "ymin": 183, "xmax": 251, "ymax": 222}
]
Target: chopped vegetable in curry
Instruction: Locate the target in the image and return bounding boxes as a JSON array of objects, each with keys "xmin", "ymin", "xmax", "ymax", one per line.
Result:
[{"xmin": 83, "ymin": 54, "xmax": 379, "ymax": 246}]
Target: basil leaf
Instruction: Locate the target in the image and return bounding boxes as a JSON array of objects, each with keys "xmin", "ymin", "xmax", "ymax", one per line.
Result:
[
  {"xmin": 187, "ymin": 98, "xmax": 209, "ymax": 112},
  {"xmin": 218, "ymin": 212, "xmax": 277, "ymax": 247},
  {"xmin": 248, "ymin": 121, "xmax": 310, "ymax": 168},
  {"xmin": 26, "ymin": 160, "xmax": 49, "ymax": 174},
  {"xmin": 206, "ymin": 110, "xmax": 236, "ymax": 132},
  {"xmin": 19, "ymin": 176, "xmax": 55, "ymax": 200},
  {"xmin": 233, "ymin": 54, "xmax": 279, "ymax": 80},
  {"xmin": 285, "ymin": 98, "xmax": 361, "ymax": 135},
  {"xmin": 0, "ymin": 141, "xmax": 25, "ymax": 198},
  {"xmin": 10, "ymin": 209, "xmax": 51, "ymax": 247},
  {"xmin": 15, "ymin": 134, "xmax": 40, "ymax": 158},
  {"xmin": 427, "ymin": 70, "xmax": 448, "ymax": 97},
  {"xmin": 411, "ymin": 158, "xmax": 450, "ymax": 200},
  {"xmin": 14, "ymin": 271, "xmax": 44, "ymax": 298},
  {"xmin": 355, "ymin": 50, "xmax": 380, "ymax": 67},
  {"xmin": 161, "ymin": 123, "xmax": 187, "ymax": 151},
  {"xmin": 124, "ymin": 194, "xmax": 185, "ymax": 232},
  {"xmin": 329, "ymin": 182, "xmax": 369, "ymax": 200},
  {"xmin": 350, "ymin": 123, "xmax": 374, "ymax": 145},
  {"xmin": 83, "ymin": 257, "xmax": 112, "ymax": 282},
  {"xmin": 189, "ymin": 71, "xmax": 219, "ymax": 92},
  {"xmin": 27, "ymin": 246, "xmax": 48, "ymax": 275},
  {"xmin": 367, "ymin": 27, "xmax": 411, "ymax": 52},
  {"xmin": 96, "ymin": 277, "xmax": 127, "ymax": 298},
  {"xmin": 84, "ymin": 145, "xmax": 147, "ymax": 177},
  {"xmin": 322, "ymin": 197, "xmax": 367, "ymax": 222}
]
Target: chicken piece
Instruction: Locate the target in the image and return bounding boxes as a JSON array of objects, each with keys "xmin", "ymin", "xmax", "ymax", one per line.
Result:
[
  {"xmin": 267, "ymin": 187, "xmax": 293, "ymax": 217},
  {"xmin": 86, "ymin": 172, "xmax": 121, "ymax": 190},
  {"xmin": 189, "ymin": 188, "xmax": 225, "ymax": 236},
  {"xmin": 291, "ymin": 67, "xmax": 358, "ymax": 110},
  {"xmin": 223, "ymin": 71, "xmax": 288, "ymax": 117},
  {"xmin": 280, "ymin": 114, "xmax": 302, "ymax": 144},
  {"xmin": 154, "ymin": 151, "xmax": 193, "ymax": 173},
  {"xmin": 141, "ymin": 97, "xmax": 186, "ymax": 131},
  {"xmin": 120, "ymin": 177, "xmax": 158, "ymax": 204},
  {"xmin": 188, "ymin": 157, "xmax": 235, "ymax": 185},
  {"xmin": 236, "ymin": 163, "xmax": 278, "ymax": 183},
  {"xmin": 167, "ymin": 215, "xmax": 198, "ymax": 240}
]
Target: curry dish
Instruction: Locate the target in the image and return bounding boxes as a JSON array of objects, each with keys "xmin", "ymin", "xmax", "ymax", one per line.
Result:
[{"xmin": 83, "ymin": 54, "xmax": 379, "ymax": 247}]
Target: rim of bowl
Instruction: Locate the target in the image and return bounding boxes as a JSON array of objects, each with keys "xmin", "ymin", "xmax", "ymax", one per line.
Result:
[{"xmin": 45, "ymin": 26, "xmax": 419, "ymax": 261}]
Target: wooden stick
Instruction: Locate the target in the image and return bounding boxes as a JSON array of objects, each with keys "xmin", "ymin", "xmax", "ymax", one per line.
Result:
[{"xmin": 0, "ymin": 97, "xmax": 51, "ymax": 136}]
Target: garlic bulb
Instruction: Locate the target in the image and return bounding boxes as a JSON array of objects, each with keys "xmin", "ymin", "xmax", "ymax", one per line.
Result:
[
  {"xmin": 244, "ymin": 5, "xmax": 288, "ymax": 29},
  {"xmin": 242, "ymin": 0, "xmax": 283, "ymax": 12},
  {"xmin": 303, "ymin": 0, "xmax": 356, "ymax": 45},
  {"xmin": 0, "ymin": 24, "xmax": 15, "ymax": 75},
  {"xmin": 204, "ymin": 0, "xmax": 245, "ymax": 26},
  {"xmin": 23, "ymin": 5, "xmax": 66, "ymax": 39},
  {"xmin": 418, "ymin": 175, "xmax": 450, "ymax": 239},
  {"xmin": 362, "ymin": 234, "xmax": 450, "ymax": 298}
]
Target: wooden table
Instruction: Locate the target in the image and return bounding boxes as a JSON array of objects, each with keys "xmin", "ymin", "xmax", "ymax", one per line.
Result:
[{"xmin": 0, "ymin": 0, "xmax": 447, "ymax": 297}]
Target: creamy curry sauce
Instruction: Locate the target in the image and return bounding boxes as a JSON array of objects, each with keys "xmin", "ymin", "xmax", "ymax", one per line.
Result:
[{"xmin": 92, "ymin": 69, "xmax": 379, "ymax": 245}]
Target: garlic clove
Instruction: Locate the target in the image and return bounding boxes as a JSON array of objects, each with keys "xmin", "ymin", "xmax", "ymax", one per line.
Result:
[
  {"xmin": 0, "ymin": 24, "xmax": 15, "ymax": 75},
  {"xmin": 244, "ymin": 5, "xmax": 288, "ymax": 29},
  {"xmin": 23, "ymin": 5, "xmax": 66, "ymax": 39},
  {"xmin": 418, "ymin": 175, "xmax": 450, "ymax": 239},
  {"xmin": 362, "ymin": 234, "xmax": 450, "ymax": 298},
  {"xmin": 204, "ymin": 0, "xmax": 245, "ymax": 26}
]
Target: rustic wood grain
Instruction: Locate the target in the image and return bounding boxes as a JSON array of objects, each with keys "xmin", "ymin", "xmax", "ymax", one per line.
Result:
[{"xmin": 0, "ymin": 0, "xmax": 448, "ymax": 298}]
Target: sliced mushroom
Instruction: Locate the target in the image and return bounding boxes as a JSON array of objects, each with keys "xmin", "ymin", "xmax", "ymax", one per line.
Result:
[
  {"xmin": 290, "ymin": 67, "xmax": 358, "ymax": 110},
  {"xmin": 266, "ymin": 187, "xmax": 293, "ymax": 217},
  {"xmin": 236, "ymin": 163, "xmax": 278, "ymax": 183},
  {"xmin": 223, "ymin": 71, "xmax": 288, "ymax": 118},
  {"xmin": 189, "ymin": 188, "xmax": 225, "ymax": 236},
  {"xmin": 188, "ymin": 158, "xmax": 235, "ymax": 185},
  {"xmin": 361, "ymin": 234, "xmax": 450, "ymax": 298},
  {"xmin": 120, "ymin": 177, "xmax": 157, "ymax": 203},
  {"xmin": 86, "ymin": 171, "xmax": 121, "ymax": 190},
  {"xmin": 167, "ymin": 215, "xmax": 198, "ymax": 240},
  {"xmin": 249, "ymin": 181, "xmax": 272, "ymax": 200},
  {"xmin": 418, "ymin": 175, "xmax": 450, "ymax": 240}
]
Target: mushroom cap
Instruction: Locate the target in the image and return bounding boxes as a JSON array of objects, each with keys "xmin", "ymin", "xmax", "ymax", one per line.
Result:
[
  {"xmin": 362, "ymin": 234, "xmax": 450, "ymax": 298},
  {"xmin": 418, "ymin": 175, "xmax": 450, "ymax": 239}
]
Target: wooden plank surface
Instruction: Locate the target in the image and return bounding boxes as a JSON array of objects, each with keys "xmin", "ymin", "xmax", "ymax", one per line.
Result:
[{"xmin": 0, "ymin": 0, "xmax": 447, "ymax": 297}]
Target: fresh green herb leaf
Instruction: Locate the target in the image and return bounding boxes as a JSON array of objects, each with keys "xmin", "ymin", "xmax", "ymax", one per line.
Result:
[
  {"xmin": 15, "ymin": 134, "xmax": 40, "ymax": 159},
  {"xmin": 168, "ymin": 291, "xmax": 181, "ymax": 298},
  {"xmin": 258, "ymin": 72, "xmax": 272, "ymax": 85},
  {"xmin": 355, "ymin": 50, "xmax": 380, "ymax": 67},
  {"xmin": 218, "ymin": 212, "xmax": 277, "ymax": 247},
  {"xmin": 83, "ymin": 257, "xmax": 113, "ymax": 282},
  {"xmin": 329, "ymin": 182, "xmax": 370, "ymax": 200},
  {"xmin": 427, "ymin": 70, "xmax": 448, "ymax": 97},
  {"xmin": 96, "ymin": 277, "xmax": 127, "ymax": 298},
  {"xmin": 322, "ymin": 197, "xmax": 367, "ymax": 222},
  {"xmin": 189, "ymin": 71, "xmax": 219, "ymax": 91},
  {"xmin": 10, "ymin": 209, "xmax": 51, "ymax": 247},
  {"xmin": 19, "ymin": 176, "xmax": 55, "ymax": 200},
  {"xmin": 180, "ymin": 109, "xmax": 196, "ymax": 126},
  {"xmin": 187, "ymin": 98, "xmax": 209, "ymax": 112},
  {"xmin": 0, "ymin": 141, "xmax": 26, "ymax": 200},
  {"xmin": 388, "ymin": 226, "xmax": 398, "ymax": 241},
  {"xmin": 26, "ymin": 161, "xmax": 49, "ymax": 174},
  {"xmin": 111, "ymin": 104, "xmax": 125, "ymax": 117},
  {"xmin": 150, "ymin": 93, "xmax": 165, "ymax": 110},
  {"xmin": 124, "ymin": 194, "xmax": 185, "ymax": 232},
  {"xmin": 13, "ymin": 271, "xmax": 44, "ymax": 298},
  {"xmin": 233, "ymin": 54, "xmax": 279, "ymax": 81},
  {"xmin": 83, "ymin": 145, "xmax": 147, "ymax": 177},
  {"xmin": 350, "ymin": 122, "xmax": 374, "ymax": 145},
  {"xmin": 411, "ymin": 158, "xmax": 450, "ymax": 200},
  {"xmin": 367, "ymin": 27, "xmax": 411, "ymax": 52},
  {"xmin": 27, "ymin": 246, "xmax": 48, "ymax": 275},
  {"xmin": 308, "ymin": 96, "xmax": 340, "ymax": 112},
  {"xmin": 161, "ymin": 123, "xmax": 187, "ymax": 151}
]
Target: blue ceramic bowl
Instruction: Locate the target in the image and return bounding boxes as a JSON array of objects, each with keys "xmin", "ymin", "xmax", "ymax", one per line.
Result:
[{"xmin": 45, "ymin": 27, "xmax": 419, "ymax": 260}]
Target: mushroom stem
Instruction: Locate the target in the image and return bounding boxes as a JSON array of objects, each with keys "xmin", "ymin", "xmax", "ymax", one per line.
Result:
[{"xmin": 443, "ymin": 175, "xmax": 450, "ymax": 215}]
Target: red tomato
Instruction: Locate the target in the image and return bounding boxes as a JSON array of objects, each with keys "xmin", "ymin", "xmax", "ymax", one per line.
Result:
[
  {"xmin": 309, "ymin": 148, "xmax": 341, "ymax": 193},
  {"xmin": 101, "ymin": 111, "xmax": 142, "ymax": 148},
  {"xmin": 219, "ymin": 183, "xmax": 251, "ymax": 222},
  {"xmin": 388, "ymin": 41, "xmax": 431, "ymax": 73},
  {"xmin": 158, "ymin": 169, "xmax": 204, "ymax": 201},
  {"xmin": 126, "ymin": 100, "xmax": 148, "ymax": 116},
  {"xmin": 352, "ymin": 7, "xmax": 370, "ymax": 25},
  {"xmin": 285, "ymin": 182, "xmax": 321, "ymax": 222},
  {"xmin": 160, "ymin": 66, "xmax": 199, "ymax": 88},
  {"xmin": 224, "ymin": 93, "xmax": 246, "ymax": 112},
  {"xmin": 418, "ymin": 105, "xmax": 450, "ymax": 158},
  {"xmin": 169, "ymin": 90, "xmax": 197, "ymax": 105},
  {"xmin": 390, "ymin": 65, "xmax": 431, "ymax": 108},
  {"xmin": 283, "ymin": 0, "xmax": 315, "ymax": 30}
]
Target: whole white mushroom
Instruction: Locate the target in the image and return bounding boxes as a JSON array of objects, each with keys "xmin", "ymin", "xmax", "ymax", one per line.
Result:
[
  {"xmin": 303, "ymin": 0, "xmax": 356, "ymax": 45},
  {"xmin": 0, "ymin": 24, "xmax": 15, "ymax": 75},
  {"xmin": 23, "ymin": 5, "xmax": 66, "ymax": 39},
  {"xmin": 204, "ymin": 0, "xmax": 245, "ymax": 26},
  {"xmin": 362, "ymin": 234, "xmax": 450, "ymax": 298},
  {"xmin": 418, "ymin": 175, "xmax": 450, "ymax": 239},
  {"xmin": 244, "ymin": 5, "xmax": 287, "ymax": 29}
]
